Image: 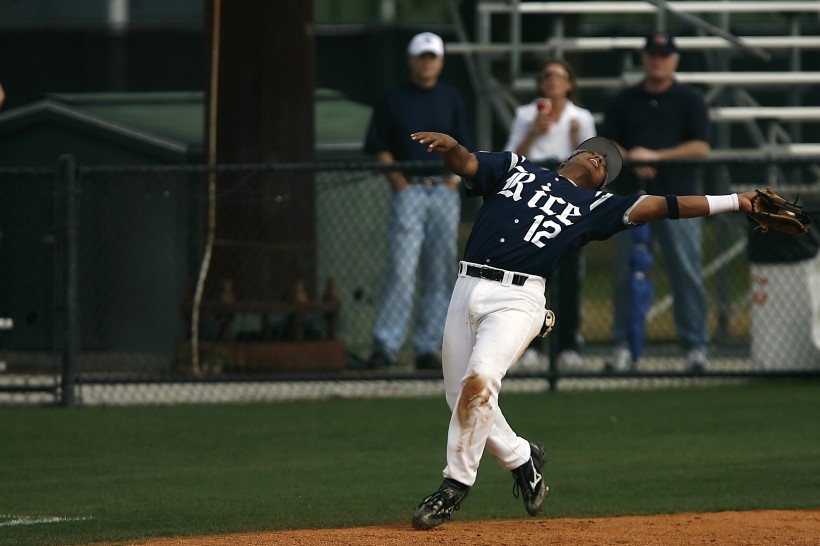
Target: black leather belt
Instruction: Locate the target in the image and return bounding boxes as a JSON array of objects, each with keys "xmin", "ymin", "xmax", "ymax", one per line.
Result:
[
  {"xmin": 408, "ymin": 175, "xmax": 446, "ymax": 186},
  {"xmin": 463, "ymin": 264, "xmax": 528, "ymax": 286}
]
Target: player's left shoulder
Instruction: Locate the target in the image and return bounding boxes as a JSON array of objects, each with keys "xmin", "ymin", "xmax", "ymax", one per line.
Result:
[{"xmin": 561, "ymin": 185, "xmax": 616, "ymax": 218}]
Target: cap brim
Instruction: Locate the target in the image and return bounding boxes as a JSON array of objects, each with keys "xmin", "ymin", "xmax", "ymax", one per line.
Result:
[
  {"xmin": 574, "ymin": 136, "xmax": 623, "ymax": 186},
  {"xmin": 645, "ymin": 46, "xmax": 676, "ymax": 55}
]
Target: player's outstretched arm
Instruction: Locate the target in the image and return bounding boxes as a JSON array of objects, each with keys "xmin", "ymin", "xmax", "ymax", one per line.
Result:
[
  {"xmin": 629, "ymin": 191, "xmax": 755, "ymax": 223},
  {"xmin": 411, "ymin": 132, "xmax": 479, "ymax": 179}
]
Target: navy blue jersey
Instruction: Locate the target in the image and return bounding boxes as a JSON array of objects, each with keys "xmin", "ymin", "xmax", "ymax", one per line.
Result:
[
  {"xmin": 601, "ymin": 80, "xmax": 710, "ymax": 196},
  {"xmin": 463, "ymin": 152, "xmax": 644, "ymax": 278},
  {"xmin": 364, "ymin": 81, "xmax": 473, "ymax": 163}
]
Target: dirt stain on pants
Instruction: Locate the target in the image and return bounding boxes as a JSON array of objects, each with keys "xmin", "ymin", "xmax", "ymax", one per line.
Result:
[{"xmin": 456, "ymin": 373, "xmax": 492, "ymax": 451}]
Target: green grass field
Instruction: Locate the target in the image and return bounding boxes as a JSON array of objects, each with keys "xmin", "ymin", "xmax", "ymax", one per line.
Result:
[{"xmin": 2, "ymin": 380, "xmax": 819, "ymax": 546}]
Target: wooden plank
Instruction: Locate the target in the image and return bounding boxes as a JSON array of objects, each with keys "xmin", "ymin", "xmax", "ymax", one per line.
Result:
[
  {"xmin": 226, "ymin": 340, "xmax": 346, "ymax": 372},
  {"xmin": 197, "ymin": 300, "xmax": 340, "ymax": 314},
  {"xmin": 204, "ymin": 0, "xmax": 318, "ymax": 303}
]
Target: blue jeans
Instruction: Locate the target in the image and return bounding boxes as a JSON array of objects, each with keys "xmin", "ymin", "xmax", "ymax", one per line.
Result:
[
  {"xmin": 372, "ymin": 184, "xmax": 460, "ymax": 358},
  {"xmin": 611, "ymin": 218, "xmax": 709, "ymax": 354}
]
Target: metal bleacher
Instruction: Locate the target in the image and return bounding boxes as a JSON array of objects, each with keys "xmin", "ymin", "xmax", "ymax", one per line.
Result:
[{"xmin": 446, "ymin": 0, "xmax": 820, "ymax": 162}]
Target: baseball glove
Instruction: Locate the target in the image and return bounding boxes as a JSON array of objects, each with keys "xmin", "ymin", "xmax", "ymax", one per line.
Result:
[
  {"xmin": 747, "ymin": 188, "xmax": 812, "ymax": 235},
  {"xmin": 538, "ymin": 309, "xmax": 556, "ymax": 338}
]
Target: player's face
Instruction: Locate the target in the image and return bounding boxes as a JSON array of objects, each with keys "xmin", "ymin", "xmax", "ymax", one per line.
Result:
[
  {"xmin": 409, "ymin": 53, "xmax": 445, "ymax": 88},
  {"xmin": 567, "ymin": 150, "xmax": 607, "ymax": 188}
]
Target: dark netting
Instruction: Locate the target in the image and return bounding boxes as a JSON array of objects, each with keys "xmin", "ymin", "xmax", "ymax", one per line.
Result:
[
  {"xmin": 0, "ymin": 167, "xmax": 62, "ymax": 404},
  {"xmin": 1, "ymin": 156, "xmax": 819, "ymax": 406}
]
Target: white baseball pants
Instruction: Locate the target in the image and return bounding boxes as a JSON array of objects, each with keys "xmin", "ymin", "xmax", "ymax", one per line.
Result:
[{"xmin": 440, "ymin": 262, "xmax": 547, "ymax": 486}]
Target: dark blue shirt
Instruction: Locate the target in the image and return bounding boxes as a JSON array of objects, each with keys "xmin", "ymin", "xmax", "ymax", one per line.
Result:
[
  {"xmin": 601, "ymin": 80, "xmax": 710, "ymax": 195},
  {"xmin": 364, "ymin": 81, "xmax": 473, "ymax": 165},
  {"xmin": 463, "ymin": 152, "xmax": 643, "ymax": 278}
]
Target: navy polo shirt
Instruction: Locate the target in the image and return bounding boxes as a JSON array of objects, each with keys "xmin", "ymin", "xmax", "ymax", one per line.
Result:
[
  {"xmin": 364, "ymin": 81, "xmax": 473, "ymax": 164},
  {"xmin": 601, "ymin": 80, "xmax": 710, "ymax": 195},
  {"xmin": 463, "ymin": 152, "xmax": 643, "ymax": 278}
]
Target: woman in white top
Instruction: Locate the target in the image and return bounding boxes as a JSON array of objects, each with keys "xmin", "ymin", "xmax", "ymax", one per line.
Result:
[
  {"xmin": 504, "ymin": 58, "xmax": 596, "ymax": 163},
  {"xmin": 505, "ymin": 58, "xmax": 594, "ymax": 369}
]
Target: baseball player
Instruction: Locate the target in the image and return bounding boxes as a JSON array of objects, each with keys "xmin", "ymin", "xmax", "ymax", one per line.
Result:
[{"xmin": 408, "ymin": 126, "xmax": 757, "ymax": 530}]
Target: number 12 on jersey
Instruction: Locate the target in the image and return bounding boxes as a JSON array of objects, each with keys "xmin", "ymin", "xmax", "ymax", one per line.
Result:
[{"xmin": 524, "ymin": 214, "xmax": 562, "ymax": 247}]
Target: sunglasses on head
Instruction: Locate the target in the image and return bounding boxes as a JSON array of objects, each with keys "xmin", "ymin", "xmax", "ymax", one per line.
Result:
[{"xmin": 540, "ymin": 69, "xmax": 569, "ymax": 80}]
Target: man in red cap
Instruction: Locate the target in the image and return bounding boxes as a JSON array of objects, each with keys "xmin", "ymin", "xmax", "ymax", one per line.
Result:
[{"xmin": 601, "ymin": 31, "xmax": 713, "ymax": 373}]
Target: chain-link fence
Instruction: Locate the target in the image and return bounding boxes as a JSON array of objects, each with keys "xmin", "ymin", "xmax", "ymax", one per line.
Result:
[
  {"xmin": 0, "ymin": 165, "xmax": 63, "ymax": 402},
  {"xmin": 2, "ymin": 156, "xmax": 820, "ymax": 405}
]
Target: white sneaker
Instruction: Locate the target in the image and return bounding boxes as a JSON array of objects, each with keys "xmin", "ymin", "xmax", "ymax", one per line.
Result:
[
  {"xmin": 575, "ymin": 332, "xmax": 586, "ymax": 349},
  {"xmin": 604, "ymin": 346, "xmax": 632, "ymax": 373},
  {"xmin": 558, "ymin": 350, "xmax": 583, "ymax": 368},
  {"xmin": 686, "ymin": 349, "xmax": 708, "ymax": 374}
]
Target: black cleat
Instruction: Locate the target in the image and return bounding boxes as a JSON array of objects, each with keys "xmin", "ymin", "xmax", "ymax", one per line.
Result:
[
  {"xmin": 411, "ymin": 478, "xmax": 470, "ymax": 530},
  {"xmin": 511, "ymin": 442, "xmax": 548, "ymax": 516},
  {"xmin": 367, "ymin": 350, "xmax": 395, "ymax": 369}
]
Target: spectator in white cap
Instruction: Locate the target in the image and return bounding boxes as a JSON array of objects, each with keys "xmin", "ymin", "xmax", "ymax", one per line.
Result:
[
  {"xmin": 363, "ymin": 32, "xmax": 474, "ymax": 371},
  {"xmin": 407, "ymin": 31, "xmax": 445, "ymax": 58}
]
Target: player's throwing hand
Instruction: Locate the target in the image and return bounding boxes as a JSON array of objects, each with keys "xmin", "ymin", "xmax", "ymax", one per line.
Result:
[
  {"xmin": 411, "ymin": 132, "xmax": 458, "ymax": 153},
  {"xmin": 410, "ymin": 132, "xmax": 478, "ymax": 179}
]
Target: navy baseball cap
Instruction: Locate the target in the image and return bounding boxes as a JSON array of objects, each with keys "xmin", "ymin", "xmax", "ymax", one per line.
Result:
[
  {"xmin": 644, "ymin": 31, "xmax": 678, "ymax": 55},
  {"xmin": 573, "ymin": 136, "xmax": 623, "ymax": 186}
]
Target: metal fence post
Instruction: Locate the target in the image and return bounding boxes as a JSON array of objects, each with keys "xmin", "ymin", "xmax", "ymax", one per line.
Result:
[{"xmin": 59, "ymin": 154, "xmax": 79, "ymax": 407}]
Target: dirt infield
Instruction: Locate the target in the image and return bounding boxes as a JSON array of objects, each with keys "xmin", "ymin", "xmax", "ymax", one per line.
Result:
[{"xmin": 119, "ymin": 510, "xmax": 820, "ymax": 546}]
